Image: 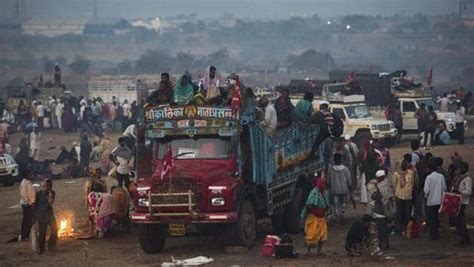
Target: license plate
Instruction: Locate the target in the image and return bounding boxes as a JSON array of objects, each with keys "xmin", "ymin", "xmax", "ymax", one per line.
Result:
[{"xmin": 168, "ymin": 224, "xmax": 185, "ymax": 236}]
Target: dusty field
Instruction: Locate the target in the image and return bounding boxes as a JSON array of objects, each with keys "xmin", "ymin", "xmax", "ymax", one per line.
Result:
[{"xmin": 0, "ymin": 127, "xmax": 474, "ymax": 267}]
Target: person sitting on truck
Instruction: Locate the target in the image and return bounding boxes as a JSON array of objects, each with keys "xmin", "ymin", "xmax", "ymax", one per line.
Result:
[
  {"xmin": 274, "ymin": 89, "xmax": 295, "ymax": 128},
  {"xmin": 148, "ymin": 72, "xmax": 174, "ymax": 105},
  {"xmin": 295, "ymin": 92, "xmax": 314, "ymax": 123},
  {"xmin": 201, "ymin": 66, "xmax": 220, "ymax": 100},
  {"xmin": 433, "ymin": 123, "xmax": 450, "ymax": 146},
  {"xmin": 173, "ymin": 74, "xmax": 194, "ymax": 105},
  {"xmin": 258, "ymin": 96, "xmax": 277, "ymax": 137}
]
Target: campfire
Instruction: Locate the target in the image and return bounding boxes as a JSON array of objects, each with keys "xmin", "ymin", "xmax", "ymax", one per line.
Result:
[{"xmin": 57, "ymin": 217, "xmax": 76, "ymax": 239}]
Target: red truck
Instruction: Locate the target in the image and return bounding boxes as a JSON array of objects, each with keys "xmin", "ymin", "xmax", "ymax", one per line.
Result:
[{"xmin": 130, "ymin": 97, "xmax": 325, "ymax": 253}]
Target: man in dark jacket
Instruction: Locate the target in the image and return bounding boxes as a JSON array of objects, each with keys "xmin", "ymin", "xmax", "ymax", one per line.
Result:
[
  {"xmin": 15, "ymin": 137, "xmax": 29, "ymax": 179},
  {"xmin": 308, "ymin": 101, "xmax": 333, "ymax": 160},
  {"xmin": 35, "ymin": 179, "xmax": 57, "ymax": 254},
  {"xmin": 79, "ymin": 134, "xmax": 92, "ymax": 177}
]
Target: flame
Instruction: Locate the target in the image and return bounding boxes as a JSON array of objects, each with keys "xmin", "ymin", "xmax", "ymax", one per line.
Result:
[{"xmin": 58, "ymin": 218, "xmax": 74, "ymax": 238}]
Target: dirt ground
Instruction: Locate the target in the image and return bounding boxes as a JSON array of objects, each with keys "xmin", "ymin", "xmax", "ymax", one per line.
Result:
[{"xmin": 1, "ymin": 126, "xmax": 474, "ymax": 267}]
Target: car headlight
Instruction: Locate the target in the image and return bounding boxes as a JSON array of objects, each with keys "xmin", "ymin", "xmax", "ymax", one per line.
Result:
[
  {"xmin": 138, "ymin": 198, "xmax": 150, "ymax": 207},
  {"xmin": 211, "ymin": 197, "xmax": 225, "ymax": 206},
  {"xmin": 371, "ymin": 125, "xmax": 377, "ymax": 130},
  {"xmin": 446, "ymin": 117, "xmax": 453, "ymax": 122},
  {"xmin": 389, "ymin": 122, "xmax": 395, "ymax": 128}
]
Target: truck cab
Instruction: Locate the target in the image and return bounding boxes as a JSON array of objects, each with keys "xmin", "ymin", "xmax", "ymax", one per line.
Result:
[
  {"xmin": 322, "ymin": 83, "xmax": 398, "ymax": 145},
  {"xmin": 396, "ymin": 92, "xmax": 466, "ymax": 133}
]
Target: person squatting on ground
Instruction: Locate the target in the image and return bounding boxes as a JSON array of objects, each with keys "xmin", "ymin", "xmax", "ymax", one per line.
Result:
[
  {"xmin": 35, "ymin": 179, "xmax": 58, "ymax": 255},
  {"xmin": 301, "ymin": 176, "xmax": 328, "ymax": 255},
  {"xmin": 345, "ymin": 214, "xmax": 374, "ymax": 256}
]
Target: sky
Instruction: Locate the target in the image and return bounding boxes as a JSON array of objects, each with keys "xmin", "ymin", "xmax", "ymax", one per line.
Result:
[{"xmin": 0, "ymin": 0, "xmax": 458, "ymax": 20}]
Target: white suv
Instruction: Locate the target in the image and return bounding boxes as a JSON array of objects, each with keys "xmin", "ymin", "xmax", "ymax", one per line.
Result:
[{"xmin": 0, "ymin": 154, "xmax": 19, "ymax": 186}]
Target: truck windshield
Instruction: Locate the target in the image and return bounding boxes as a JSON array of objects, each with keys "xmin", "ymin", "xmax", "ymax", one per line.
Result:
[
  {"xmin": 416, "ymin": 99, "xmax": 439, "ymax": 111},
  {"xmin": 156, "ymin": 136, "xmax": 232, "ymax": 160},
  {"xmin": 345, "ymin": 105, "xmax": 371, "ymax": 119}
]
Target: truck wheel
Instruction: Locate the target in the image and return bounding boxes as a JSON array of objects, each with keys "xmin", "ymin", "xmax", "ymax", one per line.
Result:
[
  {"xmin": 284, "ymin": 187, "xmax": 306, "ymax": 234},
  {"xmin": 2, "ymin": 176, "xmax": 15, "ymax": 187},
  {"xmin": 271, "ymin": 211, "xmax": 286, "ymax": 234},
  {"xmin": 354, "ymin": 131, "xmax": 372, "ymax": 149},
  {"xmin": 235, "ymin": 199, "xmax": 256, "ymax": 248},
  {"xmin": 137, "ymin": 224, "xmax": 166, "ymax": 253}
]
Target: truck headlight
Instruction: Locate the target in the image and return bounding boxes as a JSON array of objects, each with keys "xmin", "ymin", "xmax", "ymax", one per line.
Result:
[
  {"xmin": 211, "ymin": 197, "xmax": 225, "ymax": 206},
  {"xmin": 371, "ymin": 125, "xmax": 377, "ymax": 130},
  {"xmin": 389, "ymin": 122, "xmax": 395, "ymax": 128},
  {"xmin": 446, "ymin": 117, "xmax": 453, "ymax": 122},
  {"xmin": 138, "ymin": 198, "xmax": 150, "ymax": 207}
]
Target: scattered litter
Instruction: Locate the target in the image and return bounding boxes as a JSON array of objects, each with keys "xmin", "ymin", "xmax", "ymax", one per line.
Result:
[
  {"xmin": 9, "ymin": 204, "xmax": 20, "ymax": 209},
  {"xmin": 161, "ymin": 256, "xmax": 214, "ymax": 266},
  {"xmin": 65, "ymin": 181, "xmax": 77, "ymax": 184},
  {"xmin": 384, "ymin": 256, "xmax": 395, "ymax": 260},
  {"xmin": 33, "ymin": 183, "xmax": 41, "ymax": 188}
]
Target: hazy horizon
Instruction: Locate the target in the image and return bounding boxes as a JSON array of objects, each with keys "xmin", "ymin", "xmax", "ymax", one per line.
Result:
[{"xmin": 0, "ymin": 0, "xmax": 458, "ymax": 20}]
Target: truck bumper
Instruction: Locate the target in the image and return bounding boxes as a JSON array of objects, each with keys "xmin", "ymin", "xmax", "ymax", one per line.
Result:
[
  {"xmin": 130, "ymin": 211, "xmax": 238, "ymax": 224},
  {"xmin": 371, "ymin": 129, "xmax": 398, "ymax": 139},
  {"xmin": 445, "ymin": 120, "xmax": 468, "ymax": 133}
]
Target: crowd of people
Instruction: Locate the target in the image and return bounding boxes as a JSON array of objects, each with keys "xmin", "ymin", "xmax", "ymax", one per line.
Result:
[{"xmin": 302, "ymin": 138, "xmax": 472, "ymax": 256}]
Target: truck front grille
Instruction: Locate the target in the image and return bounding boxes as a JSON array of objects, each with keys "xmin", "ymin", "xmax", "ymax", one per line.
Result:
[{"xmin": 378, "ymin": 124, "xmax": 390, "ymax": 131}]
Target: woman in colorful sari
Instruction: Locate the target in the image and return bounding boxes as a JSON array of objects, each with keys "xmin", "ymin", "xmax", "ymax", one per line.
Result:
[
  {"xmin": 96, "ymin": 192, "xmax": 116, "ymax": 238},
  {"xmin": 301, "ymin": 176, "xmax": 328, "ymax": 254},
  {"xmin": 173, "ymin": 75, "xmax": 194, "ymax": 105}
]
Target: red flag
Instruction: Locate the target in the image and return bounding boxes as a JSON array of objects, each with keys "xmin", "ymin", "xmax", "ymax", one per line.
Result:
[
  {"xmin": 346, "ymin": 71, "xmax": 356, "ymax": 83},
  {"xmin": 231, "ymin": 78, "xmax": 241, "ymax": 117},
  {"xmin": 160, "ymin": 146, "xmax": 175, "ymax": 180},
  {"xmin": 426, "ymin": 66, "xmax": 433, "ymax": 87}
]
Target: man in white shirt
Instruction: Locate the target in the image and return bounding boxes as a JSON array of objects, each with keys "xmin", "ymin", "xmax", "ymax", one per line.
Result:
[
  {"xmin": 423, "ymin": 161, "xmax": 447, "ymax": 240},
  {"xmin": 258, "ymin": 96, "xmax": 277, "ymax": 137},
  {"xmin": 455, "ymin": 102, "xmax": 465, "ymax": 145},
  {"xmin": 55, "ymin": 100, "xmax": 64, "ymax": 129},
  {"xmin": 437, "ymin": 93, "xmax": 450, "ymax": 112},
  {"xmin": 36, "ymin": 101, "xmax": 45, "ymax": 129},
  {"xmin": 110, "ymin": 137, "xmax": 133, "ymax": 190},
  {"xmin": 122, "ymin": 100, "xmax": 132, "ymax": 131},
  {"xmin": 19, "ymin": 170, "xmax": 35, "ymax": 241}
]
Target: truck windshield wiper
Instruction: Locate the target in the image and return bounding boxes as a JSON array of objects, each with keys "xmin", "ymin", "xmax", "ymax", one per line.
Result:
[{"xmin": 174, "ymin": 151, "xmax": 195, "ymax": 158}]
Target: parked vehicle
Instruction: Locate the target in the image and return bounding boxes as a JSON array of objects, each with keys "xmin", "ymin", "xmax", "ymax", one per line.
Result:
[
  {"xmin": 130, "ymin": 96, "xmax": 325, "ymax": 253},
  {"xmin": 0, "ymin": 153, "xmax": 19, "ymax": 186}
]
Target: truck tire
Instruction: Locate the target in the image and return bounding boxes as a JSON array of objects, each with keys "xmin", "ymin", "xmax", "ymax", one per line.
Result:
[
  {"xmin": 234, "ymin": 199, "xmax": 256, "ymax": 248},
  {"xmin": 284, "ymin": 187, "xmax": 306, "ymax": 234},
  {"xmin": 354, "ymin": 131, "xmax": 372, "ymax": 149},
  {"xmin": 2, "ymin": 175, "xmax": 15, "ymax": 187},
  {"xmin": 137, "ymin": 224, "xmax": 166, "ymax": 253}
]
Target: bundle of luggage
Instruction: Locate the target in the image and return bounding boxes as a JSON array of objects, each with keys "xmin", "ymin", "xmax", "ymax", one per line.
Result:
[{"xmin": 261, "ymin": 234, "xmax": 297, "ymax": 259}]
